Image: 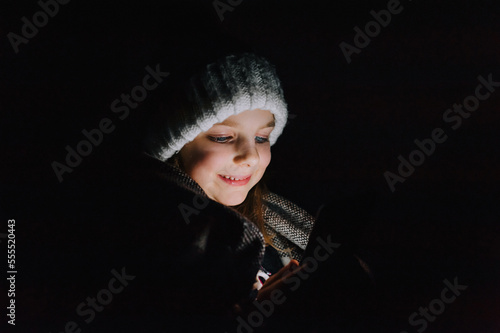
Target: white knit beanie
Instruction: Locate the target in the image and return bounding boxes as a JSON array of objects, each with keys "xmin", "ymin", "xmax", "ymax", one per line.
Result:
[{"xmin": 146, "ymin": 53, "xmax": 288, "ymax": 161}]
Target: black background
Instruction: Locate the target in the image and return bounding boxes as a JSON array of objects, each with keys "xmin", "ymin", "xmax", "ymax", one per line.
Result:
[{"xmin": 1, "ymin": 0, "xmax": 499, "ymax": 332}]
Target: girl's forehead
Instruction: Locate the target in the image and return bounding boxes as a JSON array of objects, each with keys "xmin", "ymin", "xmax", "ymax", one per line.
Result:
[{"xmin": 214, "ymin": 109, "xmax": 276, "ymax": 128}]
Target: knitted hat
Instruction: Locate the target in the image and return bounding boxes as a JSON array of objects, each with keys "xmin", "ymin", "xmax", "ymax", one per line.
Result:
[{"xmin": 144, "ymin": 53, "xmax": 288, "ymax": 161}]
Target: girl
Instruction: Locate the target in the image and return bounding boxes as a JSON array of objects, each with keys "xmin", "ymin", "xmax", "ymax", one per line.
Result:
[{"xmin": 140, "ymin": 52, "xmax": 316, "ymax": 315}]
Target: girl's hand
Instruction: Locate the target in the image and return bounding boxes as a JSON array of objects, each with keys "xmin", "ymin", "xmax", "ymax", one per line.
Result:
[{"xmin": 256, "ymin": 259, "xmax": 301, "ymax": 302}]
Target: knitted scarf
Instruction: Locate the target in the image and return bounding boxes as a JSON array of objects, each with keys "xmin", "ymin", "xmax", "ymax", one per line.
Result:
[{"xmin": 156, "ymin": 159, "xmax": 316, "ymax": 263}]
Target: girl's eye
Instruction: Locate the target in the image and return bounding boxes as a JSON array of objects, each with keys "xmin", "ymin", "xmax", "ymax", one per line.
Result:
[
  {"xmin": 209, "ymin": 136, "xmax": 232, "ymax": 143},
  {"xmin": 209, "ymin": 136, "xmax": 269, "ymax": 144}
]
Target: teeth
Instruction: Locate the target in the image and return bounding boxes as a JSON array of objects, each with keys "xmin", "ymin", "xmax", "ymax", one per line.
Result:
[{"xmin": 222, "ymin": 175, "xmax": 242, "ymax": 180}]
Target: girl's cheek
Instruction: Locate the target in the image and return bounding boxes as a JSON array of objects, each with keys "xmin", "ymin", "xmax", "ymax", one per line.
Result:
[
  {"xmin": 259, "ymin": 148, "xmax": 272, "ymax": 166},
  {"xmin": 204, "ymin": 150, "xmax": 230, "ymax": 169}
]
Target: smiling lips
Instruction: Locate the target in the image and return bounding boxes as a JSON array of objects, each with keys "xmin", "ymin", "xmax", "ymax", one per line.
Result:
[{"xmin": 218, "ymin": 174, "xmax": 252, "ymax": 186}]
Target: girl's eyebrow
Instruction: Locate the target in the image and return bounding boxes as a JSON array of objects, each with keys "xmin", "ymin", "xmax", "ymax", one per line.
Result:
[
  {"xmin": 215, "ymin": 120, "xmax": 276, "ymax": 128},
  {"xmin": 264, "ymin": 120, "xmax": 276, "ymax": 128}
]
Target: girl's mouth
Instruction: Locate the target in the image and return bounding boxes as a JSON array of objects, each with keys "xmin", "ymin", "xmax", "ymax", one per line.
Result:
[{"xmin": 218, "ymin": 174, "xmax": 251, "ymax": 186}]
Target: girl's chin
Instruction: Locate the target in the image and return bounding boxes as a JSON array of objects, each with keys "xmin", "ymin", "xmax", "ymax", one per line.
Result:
[
  {"xmin": 223, "ymin": 198, "xmax": 246, "ymax": 207},
  {"xmin": 217, "ymin": 194, "xmax": 248, "ymax": 207}
]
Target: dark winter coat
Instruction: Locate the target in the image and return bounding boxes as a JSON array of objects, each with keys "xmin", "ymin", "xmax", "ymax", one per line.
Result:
[{"xmin": 16, "ymin": 153, "xmax": 317, "ymax": 332}]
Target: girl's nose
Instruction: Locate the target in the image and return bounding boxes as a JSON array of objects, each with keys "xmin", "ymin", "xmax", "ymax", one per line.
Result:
[{"xmin": 233, "ymin": 141, "xmax": 259, "ymax": 167}]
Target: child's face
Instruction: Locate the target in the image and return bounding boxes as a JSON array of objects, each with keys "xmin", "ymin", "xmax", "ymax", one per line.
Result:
[{"xmin": 180, "ymin": 109, "xmax": 275, "ymax": 206}]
